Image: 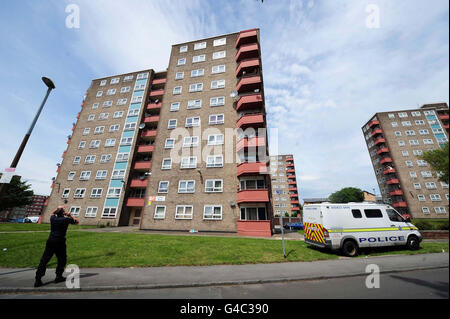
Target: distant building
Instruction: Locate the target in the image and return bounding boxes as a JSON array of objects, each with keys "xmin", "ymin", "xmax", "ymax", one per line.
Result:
[
  {"xmin": 303, "ymin": 198, "xmax": 329, "ymax": 205},
  {"xmin": 363, "ymin": 191, "xmax": 376, "ymax": 202}
]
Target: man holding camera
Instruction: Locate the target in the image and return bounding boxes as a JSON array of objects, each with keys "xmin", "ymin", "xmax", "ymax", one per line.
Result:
[{"xmin": 34, "ymin": 206, "xmax": 79, "ymax": 288}]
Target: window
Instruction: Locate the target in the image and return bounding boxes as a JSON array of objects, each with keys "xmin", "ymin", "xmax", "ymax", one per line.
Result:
[
  {"xmin": 203, "ymin": 205, "xmax": 222, "ymax": 220},
  {"xmin": 413, "ymin": 150, "xmax": 423, "ymax": 156},
  {"xmin": 74, "ymin": 188, "xmax": 86, "ymax": 199},
  {"xmin": 116, "ymin": 98, "xmax": 127, "ymax": 106},
  {"xmin": 209, "ymin": 114, "xmax": 224, "ymax": 125},
  {"xmin": 388, "ymin": 113, "xmax": 395, "ymax": 119},
  {"xmin": 85, "ymin": 155, "xmax": 96, "ymax": 164},
  {"xmin": 96, "ymin": 91, "xmax": 103, "ymax": 97},
  {"xmin": 405, "ymin": 130, "xmax": 415, "ymax": 136},
  {"xmin": 175, "ymin": 205, "xmax": 193, "ymax": 219},
  {"xmin": 434, "ymin": 207, "xmax": 447, "ymax": 214},
  {"xmin": 423, "ymin": 139, "xmax": 434, "ymax": 145},
  {"xmin": 192, "ymin": 54, "xmax": 206, "ymax": 63},
  {"xmin": 177, "ymin": 58, "xmax": 186, "ymax": 66},
  {"xmin": 212, "ymin": 51, "xmax": 226, "ymax": 59},
  {"xmin": 189, "ymin": 83, "xmax": 203, "ymax": 92},
  {"xmin": 212, "ymin": 65, "xmax": 226, "ymax": 74},
  {"xmin": 240, "ymin": 179, "xmax": 265, "ymax": 190},
  {"xmin": 100, "ymin": 80, "xmax": 106, "ymax": 86},
  {"xmin": 161, "ymin": 158, "xmax": 172, "ymax": 170},
  {"xmin": 183, "ymin": 136, "xmax": 199, "ymax": 147},
  {"xmin": 80, "ymin": 171, "xmax": 91, "ymax": 180},
  {"xmin": 206, "ymin": 155, "xmax": 223, "ymax": 168},
  {"xmin": 415, "ymin": 120, "xmax": 425, "ymax": 125},
  {"xmin": 394, "ymin": 131, "xmax": 402, "ymax": 137},
  {"xmin": 424, "ymin": 110, "xmax": 435, "ymax": 115},
  {"xmin": 179, "ymin": 45, "xmax": 188, "ymax": 53},
  {"xmin": 154, "ymin": 206, "xmax": 166, "ymax": 219},
  {"xmin": 207, "ymin": 134, "xmax": 224, "ymax": 145},
  {"xmin": 94, "ymin": 126, "xmax": 105, "ymax": 134},
  {"xmin": 191, "ymin": 69, "xmax": 204, "ymax": 77},
  {"xmin": 417, "ymin": 160, "xmax": 428, "ymax": 167},
  {"xmin": 165, "ymin": 138, "xmax": 175, "ymax": 149},
  {"xmin": 398, "ymin": 140, "xmax": 405, "ymax": 146},
  {"xmin": 92, "ymin": 103, "xmax": 99, "ymax": 109},
  {"xmin": 127, "ymin": 109, "xmax": 139, "ymax": 117},
  {"xmin": 401, "ymin": 121, "xmax": 412, "ymax": 126},
  {"xmin": 441, "ymin": 182, "xmax": 449, "ymax": 189},
  {"xmin": 73, "ymin": 156, "xmax": 81, "ymax": 165},
  {"xmin": 194, "ymin": 42, "xmax": 206, "ymax": 50},
  {"xmin": 96, "ymin": 170, "xmax": 107, "ymax": 180},
  {"xmin": 411, "ymin": 111, "xmax": 421, "ymax": 117},
  {"xmin": 178, "ymin": 180, "xmax": 195, "ymax": 193},
  {"xmin": 68, "ymin": 172, "xmax": 76, "ymax": 181},
  {"xmin": 83, "ymin": 128, "xmax": 90, "ymax": 135},
  {"xmin": 210, "ymin": 96, "xmax": 225, "ymax": 106},
  {"xmin": 181, "ymin": 157, "xmax": 197, "ymax": 169},
  {"xmin": 419, "ymin": 129, "xmax": 429, "ymax": 135},
  {"xmin": 85, "ymin": 207, "xmax": 98, "ymax": 218},
  {"xmin": 112, "ymin": 169, "xmax": 125, "ymax": 179},
  {"xmin": 91, "ymin": 188, "xmax": 103, "ymax": 198},
  {"xmin": 131, "ymin": 96, "xmax": 143, "ymax": 103},
  {"xmin": 168, "ymin": 119, "xmax": 177, "ymax": 129},
  {"xmin": 386, "ymin": 209, "xmax": 404, "ymax": 222},
  {"xmin": 425, "ymin": 182, "xmax": 437, "ymax": 189},
  {"xmin": 124, "ymin": 123, "xmax": 136, "ymax": 131},
  {"xmin": 110, "ymin": 77, "xmax": 120, "ymax": 84},
  {"xmin": 240, "ymin": 207, "xmax": 267, "ymax": 221},
  {"xmin": 421, "ymin": 171, "xmax": 432, "ymax": 178},
  {"xmin": 401, "ymin": 150, "xmax": 409, "ymax": 157},
  {"xmin": 211, "ymin": 80, "xmax": 225, "ymax": 89},
  {"xmin": 109, "ymin": 124, "xmax": 120, "ymax": 132},
  {"xmin": 410, "ymin": 172, "xmax": 417, "ymax": 178},
  {"xmin": 430, "ymin": 194, "xmax": 442, "ymax": 201},
  {"xmin": 405, "ymin": 161, "xmax": 413, "ymax": 167},
  {"xmin": 106, "ymin": 89, "xmax": 116, "ymax": 96},
  {"xmin": 116, "ymin": 153, "xmax": 129, "ymax": 162},
  {"xmin": 413, "ymin": 183, "xmax": 421, "ymax": 189},
  {"xmin": 102, "ymin": 207, "xmax": 117, "ymax": 218},
  {"xmin": 105, "ymin": 138, "xmax": 116, "ymax": 147},
  {"xmin": 205, "ymin": 179, "xmax": 223, "ymax": 192},
  {"xmin": 98, "ymin": 113, "xmax": 109, "ymax": 120},
  {"xmin": 89, "ymin": 140, "xmax": 100, "ymax": 149},
  {"xmin": 124, "ymin": 75, "xmax": 134, "ymax": 82},
  {"xmin": 186, "ymin": 116, "xmax": 200, "ymax": 127},
  {"xmin": 409, "ymin": 140, "xmax": 419, "ymax": 146},
  {"xmin": 62, "ymin": 188, "xmax": 70, "ymax": 199},
  {"xmin": 120, "ymin": 137, "xmax": 132, "ymax": 146},
  {"xmin": 364, "ymin": 209, "xmax": 383, "ymax": 218},
  {"xmin": 120, "ymin": 86, "xmax": 131, "ymax": 93},
  {"xmin": 107, "ymin": 188, "xmax": 121, "ymax": 198},
  {"xmin": 173, "ymin": 86, "xmax": 182, "ymax": 95},
  {"xmin": 103, "ymin": 100, "xmax": 113, "ymax": 107},
  {"xmin": 175, "ymin": 72, "xmax": 184, "ymax": 80},
  {"xmin": 69, "ymin": 207, "xmax": 81, "ymax": 217},
  {"xmin": 398, "ymin": 112, "xmax": 408, "ymax": 118},
  {"xmin": 213, "ymin": 38, "xmax": 226, "ymax": 46},
  {"xmin": 422, "ymin": 207, "xmax": 430, "ymax": 214},
  {"xmin": 170, "ymin": 102, "xmax": 180, "ymax": 112},
  {"xmin": 417, "ymin": 195, "xmax": 426, "ymax": 202},
  {"xmin": 137, "ymin": 72, "xmax": 148, "ymax": 80},
  {"xmin": 135, "ymin": 83, "xmax": 146, "ymax": 90},
  {"xmin": 158, "ymin": 181, "xmax": 169, "ymax": 193},
  {"xmin": 391, "ymin": 122, "xmax": 398, "ymax": 127}
]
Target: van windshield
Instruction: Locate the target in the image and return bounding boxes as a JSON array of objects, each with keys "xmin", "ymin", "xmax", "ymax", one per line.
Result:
[{"xmin": 386, "ymin": 209, "xmax": 405, "ymax": 222}]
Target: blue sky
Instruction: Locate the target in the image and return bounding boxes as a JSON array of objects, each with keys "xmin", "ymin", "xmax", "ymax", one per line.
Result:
[{"xmin": 0, "ymin": 0, "xmax": 448, "ymax": 200}]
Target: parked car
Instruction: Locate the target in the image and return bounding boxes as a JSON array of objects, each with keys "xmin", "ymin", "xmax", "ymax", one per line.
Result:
[
  {"xmin": 284, "ymin": 222, "xmax": 304, "ymax": 230},
  {"xmin": 24, "ymin": 216, "xmax": 40, "ymax": 223}
]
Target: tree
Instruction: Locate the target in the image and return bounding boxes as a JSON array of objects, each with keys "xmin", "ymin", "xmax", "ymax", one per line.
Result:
[
  {"xmin": 0, "ymin": 176, "xmax": 34, "ymax": 212},
  {"xmin": 420, "ymin": 142, "xmax": 449, "ymax": 184},
  {"xmin": 329, "ymin": 187, "xmax": 365, "ymax": 203}
]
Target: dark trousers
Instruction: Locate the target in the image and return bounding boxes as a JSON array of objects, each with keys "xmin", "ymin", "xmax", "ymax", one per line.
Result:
[{"xmin": 35, "ymin": 239, "xmax": 67, "ymax": 279}]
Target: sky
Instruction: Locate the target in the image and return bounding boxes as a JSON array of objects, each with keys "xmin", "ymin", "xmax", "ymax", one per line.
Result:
[{"xmin": 0, "ymin": 0, "xmax": 448, "ymax": 201}]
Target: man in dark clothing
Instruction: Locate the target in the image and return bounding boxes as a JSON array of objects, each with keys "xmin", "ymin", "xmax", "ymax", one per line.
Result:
[{"xmin": 34, "ymin": 206, "xmax": 78, "ymax": 287}]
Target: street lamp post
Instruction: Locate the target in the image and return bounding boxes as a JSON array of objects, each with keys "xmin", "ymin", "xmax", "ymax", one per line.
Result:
[{"xmin": 0, "ymin": 77, "xmax": 55, "ymax": 199}]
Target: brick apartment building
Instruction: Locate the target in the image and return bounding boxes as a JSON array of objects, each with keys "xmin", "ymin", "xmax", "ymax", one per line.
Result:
[
  {"xmin": 269, "ymin": 155, "xmax": 300, "ymax": 217},
  {"xmin": 362, "ymin": 103, "xmax": 449, "ymax": 219},
  {"xmin": 43, "ymin": 29, "xmax": 274, "ymax": 237}
]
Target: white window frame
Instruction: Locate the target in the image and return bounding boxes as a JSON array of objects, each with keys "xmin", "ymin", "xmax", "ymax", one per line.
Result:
[
  {"xmin": 185, "ymin": 116, "xmax": 200, "ymax": 127},
  {"xmin": 158, "ymin": 181, "xmax": 169, "ymax": 193},
  {"xmin": 194, "ymin": 42, "xmax": 206, "ymax": 50},
  {"xmin": 85, "ymin": 207, "xmax": 98, "ymax": 218},
  {"xmin": 187, "ymin": 99, "xmax": 202, "ymax": 109},
  {"xmin": 192, "ymin": 54, "xmax": 206, "ymax": 63},
  {"xmin": 175, "ymin": 205, "xmax": 193, "ymax": 220},
  {"xmin": 206, "ymin": 155, "xmax": 223, "ymax": 168},
  {"xmin": 173, "ymin": 86, "xmax": 182, "ymax": 95},
  {"xmin": 189, "ymin": 83, "xmax": 203, "ymax": 92},
  {"xmin": 154, "ymin": 205, "xmax": 166, "ymax": 219},
  {"xmin": 212, "ymin": 51, "xmax": 226, "ymax": 59},
  {"xmin": 90, "ymin": 188, "xmax": 103, "ymax": 199},
  {"xmin": 213, "ymin": 38, "xmax": 226, "ymax": 46},
  {"xmin": 191, "ymin": 69, "xmax": 204, "ymax": 77},
  {"xmin": 181, "ymin": 157, "xmax": 197, "ymax": 169},
  {"xmin": 203, "ymin": 205, "xmax": 222, "ymax": 220},
  {"xmin": 165, "ymin": 138, "xmax": 175, "ymax": 149},
  {"xmin": 205, "ymin": 179, "xmax": 223, "ymax": 193},
  {"xmin": 170, "ymin": 102, "xmax": 180, "ymax": 112},
  {"xmin": 211, "ymin": 79, "xmax": 225, "ymax": 90},
  {"xmin": 95, "ymin": 170, "xmax": 108, "ymax": 180},
  {"xmin": 168, "ymin": 119, "xmax": 177, "ymax": 129},
  {"xmin": 209, "ymin": 114, "xmax": 224, "ymax": 125},
  {"xmin": 178, "ymin": 180, "xmax": 195, "ymax": 193},
  {"xmin": 161, "ymin": 158, "xmax": 172, "ymax": 170}
]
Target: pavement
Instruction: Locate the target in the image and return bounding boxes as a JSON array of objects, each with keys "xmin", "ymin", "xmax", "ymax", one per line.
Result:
[{"xmin": 0, "ymin": 252, "xmax": 447, "ymax": 293}]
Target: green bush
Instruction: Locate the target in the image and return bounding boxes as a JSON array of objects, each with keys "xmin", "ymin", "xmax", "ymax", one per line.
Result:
[{"xmin": 412, "ymin": 219, "xmax": 449, "ymax": 230}]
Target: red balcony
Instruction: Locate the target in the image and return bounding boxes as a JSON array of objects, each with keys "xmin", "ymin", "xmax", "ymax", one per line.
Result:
[
  {"xmin": 140, "ymin": 130, "xmax": 157, "ymax": 138},
  {"xmin": 236, "ymin": 43, "xmax": 259, "ymax": 62},
  {"xmin": 290, "ymin": 200, "xmax": 299, "ymax": 204},
  {"xmin": 288, "ymin": 187, "xmax": 297, "ymax": 191},
  {"xmin": 130, "ymin": 179, "xmax": 148, "ymax": 188},
  {"xmin": 237, "ymin": 162, "xmax": 267, "ymax": 177},
  {"xmin": 236, "ymin": 29, "xmax": 258, "ymax": 48},
  {"xmin": 377, "ymin": 147, "xmax": 389, "ymax": 155},
  {"xmin": 237, "ymin": 220, "xmax": 271, "ymax": 237},
  {"xmin": 236, "ymin": 76, "xmax": 262, "ymax": 94},
  {"xmin": 393, "ymin": 201, "xmax": 407, "ymax": 208},
  {"xmin": 236, "ymin": 136, "xmax": 265, "ymax": 152},
  {"xmin": 147, "ymin": 102, "xmax": 162, "ymax": 110},
  {"xmin": 444, "ymin": 124, "xmax": 449, "ymax": 129},
  {"xmin": 152, "ymin": 78, "xmax": 166, "ymax": 85},
  {"xmin": 383, "ymin": 168, "xmax": 396, "ymax": 175},
  {"xmin": 149, "ymin": 89, "xmax": 164, "ymax": 97},
  {"xmin": 386, "ymin": 179, "xmax": 400, "ymax": 185},
  {"xmin": 286, "ymin": 169, "xmax": 295, "ymax": 173},
  {"xmin": 236, "ymin": 93, "xmax": 263, "ymax": 111},
  {"xmin": 126, "ymin": 198, "xmax": 145, "ymax": 207},
  {"xmin": 137, "ymin": 145, "xmax": 154, "ymax": 153},
  {"xmin": 374, "ymin": 138, "xmax": 386, "ymax": 146},
  {"xmin": 71, "ymin": 124, "xmax": 76, "ymax": 131},
  {"xmin": 439, "ymin": 114, "xmax": 449, "ymax": 120},
  {"xmin": 371, "ymin": 129, "xmax": 383, "ymax": 137},
  {"xmin": 285, "ymin": 157, "xmax": 294, "ymax": 161},
  {"xmin": 380, "ymin": 157, "xmax": 392, "ymax": 164},
  {"xmin": 66, "ymin": 138, "xmax": 71, "ymax": 145},
  {"xmin": 237, "ymin": 189, "xmax": 269, "ymax": 204},
  {"xmin": 236, "ymin": 113, "xmax": 264, "ymax": 129},
  {"xmin": 236, "ymin": 58, "xmax": 260, "ymax": 77},
  {"xmin": 368, "ymin": 120, "xmax": 380, "ymax": 128},
  {"xmin": 287, "ymin": 175, "xmax": 296, "ymax": 180},
  {"xmin": 290, "ymin": 194, "xmax": 298, "ymax": 198},
  {"xmin": 56, "ymin": 166, "xmax": 60, "ymax": 173},
  {"xmin": 288, "ymin": 181, "xmax": 297, "ymax": 185},
  {"xmin": 134, "ymin": 161, "xmax": 152, "ymax": 170},
  {"xmin": 61, "ymin": 151, "xmax": 66, "ymax": 158},
  {"xmin": 389, "ymin": 190, "xmax": 404, "ymax": 196},
  {"xmin": 76, "ymin": 112, "xmax": 80, "ymax": 119},
  {"xmin": 144, "ymin": 115, "xmax": 160, "ymax": 124},
  {"xmin": 291, "ymin": 207, "xmax": 300, "ymax": 211},
  {"xmin": 286, "ymin": 163, "xmax": 294, "ymax": 168}
]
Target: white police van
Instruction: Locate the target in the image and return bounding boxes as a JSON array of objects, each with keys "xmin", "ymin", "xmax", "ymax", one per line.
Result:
[{"xmin": 303, "ymin": 202, "xmax": 422, "ymax": 257}]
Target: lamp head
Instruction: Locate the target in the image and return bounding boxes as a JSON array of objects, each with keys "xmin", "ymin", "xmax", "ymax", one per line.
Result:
[{"xmin": 42, "ymin": 77, "xmax": 55, "ymax": 89}]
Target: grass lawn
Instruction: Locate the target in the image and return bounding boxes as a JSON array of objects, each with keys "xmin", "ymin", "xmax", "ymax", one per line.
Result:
[
  {"xmin": 0, "ymin": 223, "xmax": 98, "ymax": 232},
  {"xmin": 0, "ymin": 231, "xmax": 447, "ymax": 268}
]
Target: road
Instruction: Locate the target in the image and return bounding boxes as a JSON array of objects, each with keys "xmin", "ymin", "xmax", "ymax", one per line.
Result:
[{"xmin": 1, "ymin": 268, "xmax": 447, "ymax": 299}]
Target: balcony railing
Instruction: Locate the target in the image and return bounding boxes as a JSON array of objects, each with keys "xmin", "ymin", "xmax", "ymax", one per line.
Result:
[
  {"xmin": 236, "ymin": 136, "xmax": 265, "ymax": 152},
  {"xmin": 236, "ymin": 43, "xmax": 259, "ymax": 62},
  {"xmin": 237, "ymin": 162, "xmax": 267, "ymax": 176},
  {"xmin": 374, "ymin": 138, "xmax": 386, "ymax": 146},
  {"xmin": 144, "ymin": 115, "xmax": 160, "ymax": 123},
  {"xmin": 389, "ymin": 190, "xmax": 404, "ymax": 196},
  {"xmin": 237, "ymin": 189, "xmax": 269, "ymax": 204},
  {"xmin": 371, "ymin": 129, "xmax": 383, "ymax": 137},
  {"xmin": 137, "ymin": 145, "xmax": 154, "ymax": 153},
  {"xmin": 236, "ymin": 93, "xmax": 263, "ymax": 111},
  {"xmin": 368, "ymin": 120, "xmax": 380, "ymax": 128},
  {"xmin": 393, "ymin": 201, "xmax": 407, "ymax": 208},
  {"xmin": 439, "ymin": 114, "xmax": 449, "ymax": 120},
  {"xmin": 380, "ymin": 157, "xmax": 392, "ymax": 164},
  {"xmin": 383, "ymin": 168, "xmax": 396, "ymax": 175},
  {"xmin": 149, "ymin": 89, "xmax": 164, "ymax": 97},
  {"xmin": 236, "ymin": 113, "xmax": 264, "ymax": 129},
  {"xmin": 236, "ymin": 76, "xmax": 262, "ymax": 94},
  {"xmin": 126, "ymin": 198, "xmax": 145, "ymax": 207},
  {"xmin": 140, "ymin": 130, "xmax": 157, "ymax": 138},
  {"xmin": 377, "ymin": 147, "xmax": 389, "ymax": 155},
  {"xmin": 147, "ymin": 102, "xmax": 162, "ymax": 110},
  {"xmin": 236, "ymin": 58, "xmax": 260, "ymax": 77},
  {"xmin": 386, "ymin": 179, "xmax": 400, "ymax": 185},
  {"xmin": 133, "ymin": 161, "xmax": 152, "ymax": 170},
  {"xmin": 235, "ymin": 29, "xmax": 258, "ymax": 48},
  {"xmin": 130, "ymin": 179, "xmax": 148, "ymax": 188},
  {"xmin": 151, "ymin": 78, "xmax": 166, "ymax": 85}
]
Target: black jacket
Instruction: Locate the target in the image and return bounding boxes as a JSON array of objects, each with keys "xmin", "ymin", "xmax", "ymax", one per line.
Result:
[{"xmin": 48, "ymin": 215, "xmax": 77, "ymax": 240}]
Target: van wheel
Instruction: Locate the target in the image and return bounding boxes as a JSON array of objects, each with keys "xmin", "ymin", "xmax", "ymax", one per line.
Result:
[
  {"xmin": 342, "ymin": 240, "xmax": 358, "ymax": 257},
  {"xmin": 406, "ymin": 236, "xmax": 420, "ymax": 250}
]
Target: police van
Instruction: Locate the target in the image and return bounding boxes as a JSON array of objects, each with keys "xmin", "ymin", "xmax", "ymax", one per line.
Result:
[{"xmin": 303, "ymin": 202, "xmax": 422, "ymax": 257}]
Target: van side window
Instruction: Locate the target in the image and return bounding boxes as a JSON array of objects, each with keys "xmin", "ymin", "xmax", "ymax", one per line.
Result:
[
  {"xmin": 364, "ymin": 209, "xmax": 383, "ymax": 218},
  {"xmin": 386, "ymin": 209, "xmax": 405, "ymax": 222},
  {"xmin": 351, "ymin": 209, "xmax": 362, "ymax": 218}
]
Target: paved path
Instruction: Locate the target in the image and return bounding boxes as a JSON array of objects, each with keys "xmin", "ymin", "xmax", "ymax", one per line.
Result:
[{"xmin": 0, "ymin": 253, "xmax": 447, "ymax": 293}]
